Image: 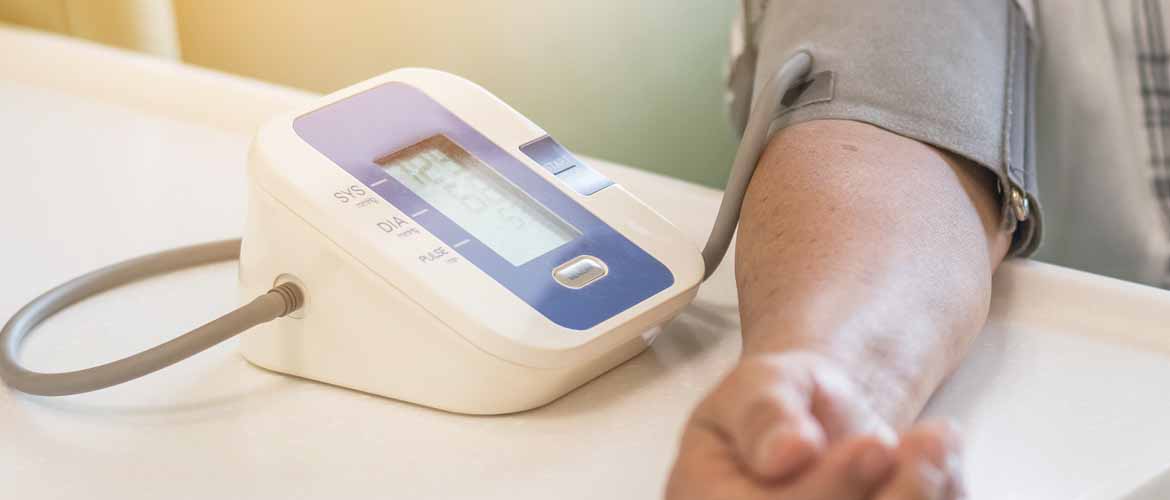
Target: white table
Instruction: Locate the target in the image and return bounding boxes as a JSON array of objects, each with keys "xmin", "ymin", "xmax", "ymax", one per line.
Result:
[{"xmin": 3, "ymin": 26, "xmax": 1170, "ymax": 500}]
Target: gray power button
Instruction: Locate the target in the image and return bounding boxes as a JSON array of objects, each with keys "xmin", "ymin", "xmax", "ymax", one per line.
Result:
[{"xmin": 553, "ymin": 256, "xmax": 608, "ymax": 289}]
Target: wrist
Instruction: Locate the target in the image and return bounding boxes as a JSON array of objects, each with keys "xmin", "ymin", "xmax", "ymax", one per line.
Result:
[{"xmin": 739, "ymin": 322, "xmax": 935, "ymax": 429}]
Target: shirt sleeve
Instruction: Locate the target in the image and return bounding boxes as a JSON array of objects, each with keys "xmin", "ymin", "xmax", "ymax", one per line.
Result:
[{"xmin": 728, "ymin": 0, "xmax": 1041, "ymax": 256}]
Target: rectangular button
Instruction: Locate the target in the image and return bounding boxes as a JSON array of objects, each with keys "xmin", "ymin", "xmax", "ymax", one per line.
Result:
[
  {"xmin": 556, "ymin": 164, "xmax": 613, "ymax": 196},
  {"xmin": 553, "ymin": 256, "xmax": 608, "ymax": 289},
  {"xmin": 520, "ymin": 136, "xmax": 578, "ymax": 174}
]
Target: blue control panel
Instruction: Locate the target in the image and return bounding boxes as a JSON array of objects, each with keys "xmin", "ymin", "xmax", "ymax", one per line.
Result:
[{"xmin": 292, "ymin": 82, "xmax": 673, "ymax": 331}]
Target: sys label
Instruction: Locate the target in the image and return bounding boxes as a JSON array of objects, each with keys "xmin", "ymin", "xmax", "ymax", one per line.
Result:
[{"xmin": 333, "ymin": 184, "xmax": 368, "ymax": 204}]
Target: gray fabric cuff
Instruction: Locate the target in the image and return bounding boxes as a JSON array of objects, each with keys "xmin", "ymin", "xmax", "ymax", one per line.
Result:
[{"xmin": 738, "ymin": 0, "xmax": 1041, "ymax": 256}]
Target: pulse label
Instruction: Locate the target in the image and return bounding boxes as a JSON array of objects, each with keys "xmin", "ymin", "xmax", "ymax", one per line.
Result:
[{"xmin": 418, "ymin": 247, "xmax": 449, "ymax": 263}]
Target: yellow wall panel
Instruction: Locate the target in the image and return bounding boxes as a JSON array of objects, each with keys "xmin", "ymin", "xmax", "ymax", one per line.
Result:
[
  {"xmin": 0, "ymin": 0, "xmax": 178, "ymax": 56},
  {"xmin": 0, "ymin": 0, "xmax": 68, "ymax": 32}
]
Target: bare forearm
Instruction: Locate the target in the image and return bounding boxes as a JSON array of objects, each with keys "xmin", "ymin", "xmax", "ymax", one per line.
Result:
[{"xmin": 735, "ymin": 120, "xmax": 1011, "ymax": 427}]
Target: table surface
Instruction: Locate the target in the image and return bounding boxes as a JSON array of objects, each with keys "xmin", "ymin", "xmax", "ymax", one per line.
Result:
[{"xmin": 3, "ymin": 25, "xmax": 1170, "ymax": 500}]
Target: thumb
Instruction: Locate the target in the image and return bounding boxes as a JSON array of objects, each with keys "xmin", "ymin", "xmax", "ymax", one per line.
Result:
[{"xmin": 694, "ymin": 355, "xmax": 827, "ymax": 479}]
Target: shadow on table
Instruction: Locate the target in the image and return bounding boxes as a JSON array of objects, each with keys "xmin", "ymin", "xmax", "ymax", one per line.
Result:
[{"xmin": 528, "ymin": 298, "xmax": 741, "ymax": 418}]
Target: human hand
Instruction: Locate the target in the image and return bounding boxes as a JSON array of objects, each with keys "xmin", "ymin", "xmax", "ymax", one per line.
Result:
[{"xmin": 665, "ymin": 351, "xmax": 965, "ymax": 499}]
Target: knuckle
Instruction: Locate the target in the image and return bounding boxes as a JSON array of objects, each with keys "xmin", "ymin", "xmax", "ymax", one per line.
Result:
[
  {"xmin": 702, "ymin": 359, "xmax": 810, "ymax": 422},
  {"xmin": 742, "ymin": 393, "xmax": 788, "ymax": 427}
]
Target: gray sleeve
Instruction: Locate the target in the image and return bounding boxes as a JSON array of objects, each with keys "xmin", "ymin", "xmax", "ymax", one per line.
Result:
[{"xmin": 736, "ymin": 0, "xmax": 1041, "ymax": 256}]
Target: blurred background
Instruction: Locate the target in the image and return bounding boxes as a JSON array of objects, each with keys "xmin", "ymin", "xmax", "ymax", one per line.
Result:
[{"xmin": 0, "ymin": 0, "xmax": 739, "ymax": 188}]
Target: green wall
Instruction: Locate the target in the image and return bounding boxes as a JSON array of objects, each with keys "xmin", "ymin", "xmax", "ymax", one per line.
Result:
[{"xmin": 176, "ymin": 1, "xmax": 740, "ymax": 187}]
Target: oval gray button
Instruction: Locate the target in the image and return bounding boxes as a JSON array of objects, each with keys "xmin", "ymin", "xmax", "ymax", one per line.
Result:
[{"xmin": 553, "ymin": 256, "xmax": 607, "ymax": 289}]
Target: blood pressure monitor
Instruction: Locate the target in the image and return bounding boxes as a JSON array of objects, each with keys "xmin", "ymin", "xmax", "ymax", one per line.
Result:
[
  {"xmin": 2, "ymin": 55, "xmax": 811, "ymax": 413},
  {"xmin": 239, "ymin": 69, "xmax": 703, "ymax": 413}
]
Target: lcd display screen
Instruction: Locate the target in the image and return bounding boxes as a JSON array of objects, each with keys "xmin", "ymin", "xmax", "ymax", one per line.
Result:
[{"xmin": 377, "ymin": 135, "xmax": 580, "ymax": 266}]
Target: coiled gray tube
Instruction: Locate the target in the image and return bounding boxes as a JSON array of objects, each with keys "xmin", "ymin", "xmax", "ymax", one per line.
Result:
[
  {"xmin": 0, "ymin": 239, "xmax": 303, "ymax": 396},
  {"xmin": 701, "ymin": 51, "xmax": 812, "ymax": 279}
]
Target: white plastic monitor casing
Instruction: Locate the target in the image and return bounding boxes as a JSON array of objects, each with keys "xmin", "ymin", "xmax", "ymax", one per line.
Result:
[{"xmin": 238, "ymin": 68, "xmax": 704, "ymax": 414}]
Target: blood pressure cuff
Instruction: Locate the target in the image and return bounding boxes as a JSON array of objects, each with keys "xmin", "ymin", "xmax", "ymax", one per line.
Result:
[{"xmin": 728, "ymin": 0, "xmax": 1041, "ymax": 256}]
